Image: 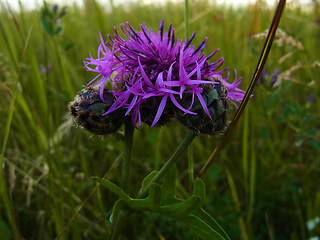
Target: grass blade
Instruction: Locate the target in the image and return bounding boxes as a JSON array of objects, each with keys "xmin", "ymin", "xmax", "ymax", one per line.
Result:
[
  {"xmin": 196, "ymin": 0, "xmax": 287, "ymax": 179},
  {"xmin": 0, "ymin": 25, "xmax": 33, "ymax": 240}
]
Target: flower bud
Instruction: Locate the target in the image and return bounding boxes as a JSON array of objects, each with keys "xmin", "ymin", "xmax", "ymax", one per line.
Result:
[
  {"xmin": 177, "ymin": 80, "xmax": 228, "ymax": 135},
  {"xmin": 69, "ymin": 87, "xmax": 125, "ymax": 135},
  {"xmin": 140, "ymin": 97, "xmax": 176, "ymax": 127}
]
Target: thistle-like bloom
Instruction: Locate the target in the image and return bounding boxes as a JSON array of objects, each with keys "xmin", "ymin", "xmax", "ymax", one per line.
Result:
[{"xmin": 84, "ymin": 19, "xmax": 246, "ymax": 127}]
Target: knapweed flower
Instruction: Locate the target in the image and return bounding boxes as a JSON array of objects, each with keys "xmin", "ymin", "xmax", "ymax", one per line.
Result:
[{"xmin": 83, "ymin": 19, "xmax": 246, "ymax": 134}]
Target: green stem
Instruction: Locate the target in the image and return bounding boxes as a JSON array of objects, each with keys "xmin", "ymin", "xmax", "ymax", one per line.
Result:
[
  {"xmin": 188, "ymin": 143, "xmax": 194, "ymax": 186},
  {"xmin": 110, "ymin": 119, "xmax": 134, "ymax": 240},
  {"xmin": 138, "ymin": 130, "xmax": 197, "ymax": 198},
  {"xmin": 109, "ymin": 130, "xmax": 196, "ymax": 240},
  {"xmin": 121, "ymin": 118, "xmax": 134, "ymax": 192},
  {"xmin": 52, "ymin": 37, "xmax": 74, "ymax": 98}
]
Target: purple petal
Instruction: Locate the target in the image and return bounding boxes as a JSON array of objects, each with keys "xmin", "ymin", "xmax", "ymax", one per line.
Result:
[
  {"xmin": 196, "ymin": 92, "xmax": 211, "ymax": 119},
  {"xmin": 138, "ymin": 57, "xmax": 155, "ymax": 88},
  {"xmin": 151, "ymin": 95, "xmax": 168, "ymax": 127},
  {"xmin": 169, "ymin": 95, "xmax": 196, "ymax": 115},
  {"xmin": 126, "ymin": 94, "xmax": 139, "ymax": 115}
]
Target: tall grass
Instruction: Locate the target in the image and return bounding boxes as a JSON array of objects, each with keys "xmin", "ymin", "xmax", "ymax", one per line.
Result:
[{"xmin": 0, "ymin": 0, "xmax": 319, "ymax": 239}]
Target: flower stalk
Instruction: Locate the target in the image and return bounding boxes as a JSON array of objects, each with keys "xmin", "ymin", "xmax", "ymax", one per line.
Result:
[
  {"xmin": 110, "ymin": 118, "xmax": 134, "ymax": 239},
  {"xmin": 138, "ymin": 130, "xmax": 197, "ymax": 198},
  {"xmin": 121, "ymin": 118, "xmax": 134, "ymax": 192},
  {"xmin": 111, "ymin": 130, "xmax": 196, "ymax": 240}
]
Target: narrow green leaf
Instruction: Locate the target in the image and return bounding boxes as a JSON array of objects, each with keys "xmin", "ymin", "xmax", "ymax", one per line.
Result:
[
  {"xmin": 62, "ymin": 43, "xmax": 74, "ymax": 51},
  {"xmin": 141, "ymin": 170, "xmax": 158, "ymax": 192},
  {"xmin": 16, "ymin": 95, "xmax": 47, "ymax": 150},
  {"xmin": 146, "ymin": 184, "xmax": 161, "ymax": 210},
  {"xmin": 161, "ymin": 196, "xmax": 201, "ymax": 217},
  {"xmin": 0, "ymin": 219, "xmax": 13, "ymax": 240},
  {"xmin": 41, "ymin": 15, "xmax": 52, "ymax": 34},
  {"xmin": 92, "ymin": 177, "xmax": 131, "ymax": 202},
  {"xmin": 0, "ymin": 14, "xmax": 19, "ymax": 70},
  {"xmin": 0, "ymin": 25, "xmax": 33, "ymax": 240},
  {"xmin": 179, "ymin": 214, "xmax": 226, "ymax": 240},
  {"xmin": 193, "ymin": 178, "xmax": 206, "ymax": 205},
  {"xmin": 52, "ymin": 26, "xmax": 62, "ymax": 35},
  {"xmin": 161, "ymin": 166, "xmax": 176, "ymax": 202},
  {"xmin": 194, "ymin": 209, "xmax": 231, "ymax": 240},
  {"xmin": 26, "ymin": 50, "xmax": 48, "ymax": 116},
  {"xmin": 109, "ymin": 200, "xmax": 127, "ymax": 224}
]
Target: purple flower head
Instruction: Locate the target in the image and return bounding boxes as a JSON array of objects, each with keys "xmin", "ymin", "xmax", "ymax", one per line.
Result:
[
  {"xmin": 270, "ymin": 68, "xmax": 280, "ymax": 87},
  {"xmin": 308, "ymin": 93, "xmax": 315, "ymax": 104},
  {"xmin": 259, "ymin": 68, "xmax": 268, "ymax": 84},
  {"xmin": 39, "ymin": 64, "xmax": 53, "ymax": 74},
  {"xmin": 84, "ymin": 19, "xmax": 247, "ymax": 127},
  {"xmin": 53, "ymin": 4, "xmax": 58, "ymax": 12}
]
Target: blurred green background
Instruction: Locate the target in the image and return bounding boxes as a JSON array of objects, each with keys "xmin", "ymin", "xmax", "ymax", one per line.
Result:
[{"xmin": 0, "ymin": 0, "xmax": 319, "ymax": 239}]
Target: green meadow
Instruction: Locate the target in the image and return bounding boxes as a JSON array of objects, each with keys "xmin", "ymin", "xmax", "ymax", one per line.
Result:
[{"xmin": 0, "ymin": 0, "xmax": 319, "ymax": 239}]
